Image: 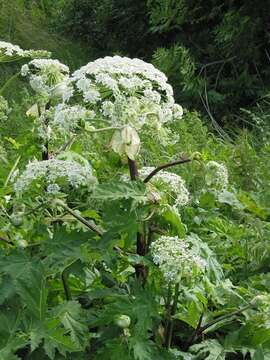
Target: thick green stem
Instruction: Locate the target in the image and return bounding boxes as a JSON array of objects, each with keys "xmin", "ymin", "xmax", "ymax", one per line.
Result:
[
  {"xmin": 61, "ymin": 269, "xmax": 71, "ymax": 300},
  {"xmin": 40, "ymin": 102, "xmax": 51, "ymax": 161},
  {"xmin": 165, "ymin": 282, "xmax": 180, "ymax": 349},
  {"xmin": 127, "ymin": 157, "xmax": 147, "ymax": 282},
  {"xmin": 198, "ymin": 303, "xmax": 253, "ymax": 335},
  {"xmin": 4, "ymin": 155, "xmax": 21, "ymax": 187},
  {"xmin": 164, "ymin": 283, "xmax": 172, "ymax": 342},
  {"xmin": 185, "ymin": 301, "xmax": 257, "ymax": 349},
  {"xmin": 55, "ymin": 199, "xmax": 104, "ymax": 236}
]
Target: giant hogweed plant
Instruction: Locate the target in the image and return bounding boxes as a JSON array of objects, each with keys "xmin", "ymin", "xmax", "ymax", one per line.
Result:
[{"xmin": 0, "ymin": 42, "xmax": 270, "ymax": 360}]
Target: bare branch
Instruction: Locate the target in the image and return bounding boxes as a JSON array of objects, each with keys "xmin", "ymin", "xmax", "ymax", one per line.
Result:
[{"xmin": 143, "ymin": 157, "xmax": 191, "ymax": 183}]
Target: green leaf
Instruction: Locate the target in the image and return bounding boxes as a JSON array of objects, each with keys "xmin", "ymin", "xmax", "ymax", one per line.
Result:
[
  {"xmin": 41, "ymin": 229, "xmax": 95, "ymax": 274},
  {"xmin": 253, "ymin": 346, "xmax": 265, "ymax": 360},
  {"xmin": 0, "ymin": 252, "xmax": 48, "ymax": 320},
  {"xmin": 43, "ymin": 327, "xmax": 79, "ymax": 359},
  {"xmin": 190, "ymin": 340, "xmax": 226, "ymax": 360},
  {"xmin": 52, "ymin": 301, "xmax": 89, "ymax": 348},
  {"xmin": 238, "ymin": 192, "xmax": 268, "ymax": 219},
  {"xmin": 30, "ymin": 327, "xmax": 43, "ymax": 352},
  {"xmin": 14, "ymin": 263, "xmax": 48, "ymax": 320},
  {"xmin": 217, "ymin": 190, "xmax": 244, "ymax": 209},
  {"xmin": 162, "ymin": 205, "xmax": 186, "ymax": 237},
  {"xmin": 132, "ymin": 338, "xmax": 155, "ymax": 360},
  {"xmin": 175, "ymin": 300, "xmax": 202, "ymax": 328},
  {"xmin": 92, "ymin": 181, "xmax": 147, "ymax": 203},
  {"xmin": 199, "ymin": 192, "xmax": 216, "ymax": 209}
]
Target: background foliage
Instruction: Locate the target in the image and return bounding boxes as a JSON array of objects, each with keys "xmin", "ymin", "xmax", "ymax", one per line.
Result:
[{"xmin": 1, "ymin": 1, "xmax": 270, "ymax": 359}]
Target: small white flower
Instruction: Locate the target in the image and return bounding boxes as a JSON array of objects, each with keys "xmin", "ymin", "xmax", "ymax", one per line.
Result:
[
  {"xmin": 151, "ymin": 235, "xmax": 206, "ymax": 282},
  {"xmin": 51, "ymin": 104, "xmax": 95, "ymax": 138},
  {"xmin": 173, "ymin": 104, "xmax": 183, "ymax": 119},
  {"xmin": 83, "ymin": 88, "xmax": 101, "ymax": 103},
  {"xmin": 0, "ymin": 95, "xmax": 10, "ymax": 121},
  {"xmin": 4, "ymin": 195, "xmax": 11, "ymax": 203},
  {"xmin": 21, "ymin": 64, "xmax": 29, "ymax": 77},
  {"xmin": 46, "ymin": 183, "xmax": 60, "ymax": 194},
  {"xmin": 69, "ymin": 56, "xmax": 183, "ymax": 136},
  {"xmin": 0, "ymin": 41, "xmax": 25, "ymax": 58},
  {"xmin": 205, "ymin": 161, "xmax": 228, "ymax": 191},
  {"xmin": 14, "ymin": 157, "xmax": 96, "ymax": 196},
  {"xmin": 0, "ymin": 41, "xmax": 50, "ymax": 61},
  {"xmin": 140, "ymin": 167, "xmax": 190, "ymax": 207},
  {"xmin": 21, "ymin": 59, "xmax": 70, "ymax": 97}
]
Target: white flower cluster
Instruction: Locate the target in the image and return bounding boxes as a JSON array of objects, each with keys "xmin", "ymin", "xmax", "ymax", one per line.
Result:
[
  {"xmin": 151, "ymin": 235, "xmax": 206, "ymax": 282},
  {"xmin": 51, "ymin": 104, "xmax": 96, "ymax": 137},
  {"xmin": 21, "ymin": 59, "xmax": 71, "ymax": 98},
  {"xmin": 14, "ymin": 158, "xmax": 96, "ymax": 196},
  {"xmin": 0, "ymin": 41, "xmax": 25, "ymax": 58},
  {"xmin": 0, "ymin": 96, "xmax": 10, "ymax": 122},
  {"xmin": 205, "ymin": 161, "xmax": 228, "ymax": 191},
  {"xmin": 140, "ymin": 167, "xmax": 190, "ymax": 208},
  {"xmin": 70, "ymin": 56, "xmax": 183, "ymax": 129},
  {"xmin": 0, "ymin": 40, "xmax": 50, "ymax": 61}
]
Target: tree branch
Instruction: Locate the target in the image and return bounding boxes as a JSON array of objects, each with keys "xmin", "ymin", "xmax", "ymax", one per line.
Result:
[{"xmin": 143, "ymin": 157, "xmax": 192, "ymax": 183}]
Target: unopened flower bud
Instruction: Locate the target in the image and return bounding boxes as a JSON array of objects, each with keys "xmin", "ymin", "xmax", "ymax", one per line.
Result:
[{"xmin": 114, "ymin": 315, "xmax": 131, "ymax": 328}]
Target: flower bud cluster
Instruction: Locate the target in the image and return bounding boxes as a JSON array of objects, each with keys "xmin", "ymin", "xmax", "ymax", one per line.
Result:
[{"xmin": 151, "ymin": 235, "xmax": 206, "ymax": 282}]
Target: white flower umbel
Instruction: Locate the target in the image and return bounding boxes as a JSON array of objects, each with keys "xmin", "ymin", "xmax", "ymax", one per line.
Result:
[
  {"xmin": 14, "ymin": 157, "xmax": 96, "ymax": 196},
  {"xmin": 0, "ymin": 40, "xmax": 24, "ymax": 56},
  {"xmin": 140, "ymin": 167, "xmax": 190, "ymax": 208},
  {"xmin": 69, "ymin": 56, "xmax": 183, "ymax": 158},
  {"xmin": 205, "ymin": 161, "xmax": 229, "ymax": 191},
  {"xmin": 70, "ymin": 56, "xmax": 183, "ymax": 126},
  {"xmin": 0, "ymin": 40, "xmax": 50, "ymax": 62},
  {"xmin": 21, "ymin": 59, "xmax": 70, "ymax": 98},
  {"xmin": 51, "ymin": 104, "xmax": 96, "ymax": 138},
  {"xmin": 150, "ymin": 235, "xmax": 206, "ymax": 283}
]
